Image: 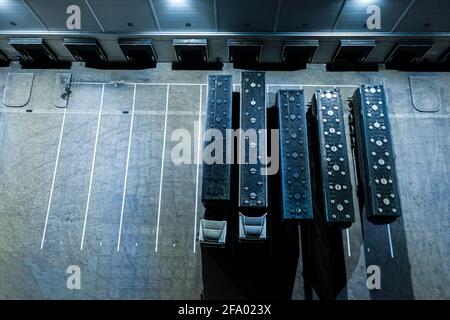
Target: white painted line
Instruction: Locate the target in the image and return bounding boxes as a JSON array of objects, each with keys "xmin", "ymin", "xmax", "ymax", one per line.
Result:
[
  {"xmin": 71, "ymin": 81, "xmax": 207, "ymax": 86},
  {"xmin": 0, "ymin": 109, "xmax": 29, "ymax": 114},
  {"xmin": 155, "ymin": 84, "xmax": 170, "ymax": 253},
  {"xmin": 136, "ymin": 110, "xmax": 203, "ymax": 116},
  {"xmin": 193, "ymin": 85, "xmax": 203, "ymax": 254},
  {"xmin": 267, "ymin": 84, "xmax": 359, "ymax": 88},
  {"xmin": 346, "ymin": 228, "xmax": 351, "ymax": 257},
  {"xmin": 0, "ymin": 109, "xmax": 204, "ymax": 116},
  {"xmin": 40, "ymin": 109, "xmax": 67, "ymax": 250},
  {"xmin": 71, "ymin": 82, "xmax": 105, "ymax": 85},
  {"xmin": 267, "ymin": 85, "xmax": 301, "ymax": 89},
  {"xmin": 390, "ymin": 114, "xmax": 450, "ymax": 119},
  {"xmin": 116, "ymin": 84, "xmax": 137, "ymax": 252},
  {"xmin": 71, "ymin": 82, "xmax": 361, "ymax": 89},
  {"xmin": 133, "ymin": 82, "xmax": 205, "ymax": 86},
  {"xmin": 387, "ymin": 224, "xmax": 395, "ymax": 258},
  {"xmin": 80, "ymin": 84, "xmax": 105, "ymax": 251},
  {"xmin": 265, "ymin": 84, "xmax": 269, "ymax": 107},
  {"xmin": 6, "ymin": 108, "xmax": 449, "ymax": 119}
]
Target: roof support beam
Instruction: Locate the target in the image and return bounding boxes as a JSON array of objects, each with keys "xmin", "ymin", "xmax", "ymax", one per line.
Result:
[
  {"xmin": 332, "ymin": 0, "xmax": 347, "ymax": 31},
  {"xmin": 273, "ymin": 0, "xmax": 282, "ymax": 32},
  {"xmin": 391, "ymin": 0, "xmax": 416, "ymax": 32},
  {"xmin": 148, "ymin": 0, "xmax": 161, "ymax": 32},
  {"xmin": 23, "ymin": 0, "xmax": 48, "ymax": 30},
  {"xmin": 85, "ymin": 0, "xmax": 105, "ymax": 32}
]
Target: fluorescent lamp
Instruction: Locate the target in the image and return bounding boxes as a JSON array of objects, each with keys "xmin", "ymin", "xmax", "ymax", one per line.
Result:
[{"xmin": 168, "ymin": 0, "xmax": 187, "ymax": 5}]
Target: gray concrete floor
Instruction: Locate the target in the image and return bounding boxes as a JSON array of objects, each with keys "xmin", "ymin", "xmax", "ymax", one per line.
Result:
[{"xmin": 0, "ymin": 62, "xmax": 448, "ymax": 299}]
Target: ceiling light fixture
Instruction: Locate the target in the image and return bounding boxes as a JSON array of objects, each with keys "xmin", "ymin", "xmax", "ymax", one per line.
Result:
[
  {"xmin": 168, "ymin": 0, "xmax": 187, "ymax": 5},
  {"xmin": 0, "ymin": 0, "xmax": 13, "ymax": 6}
]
